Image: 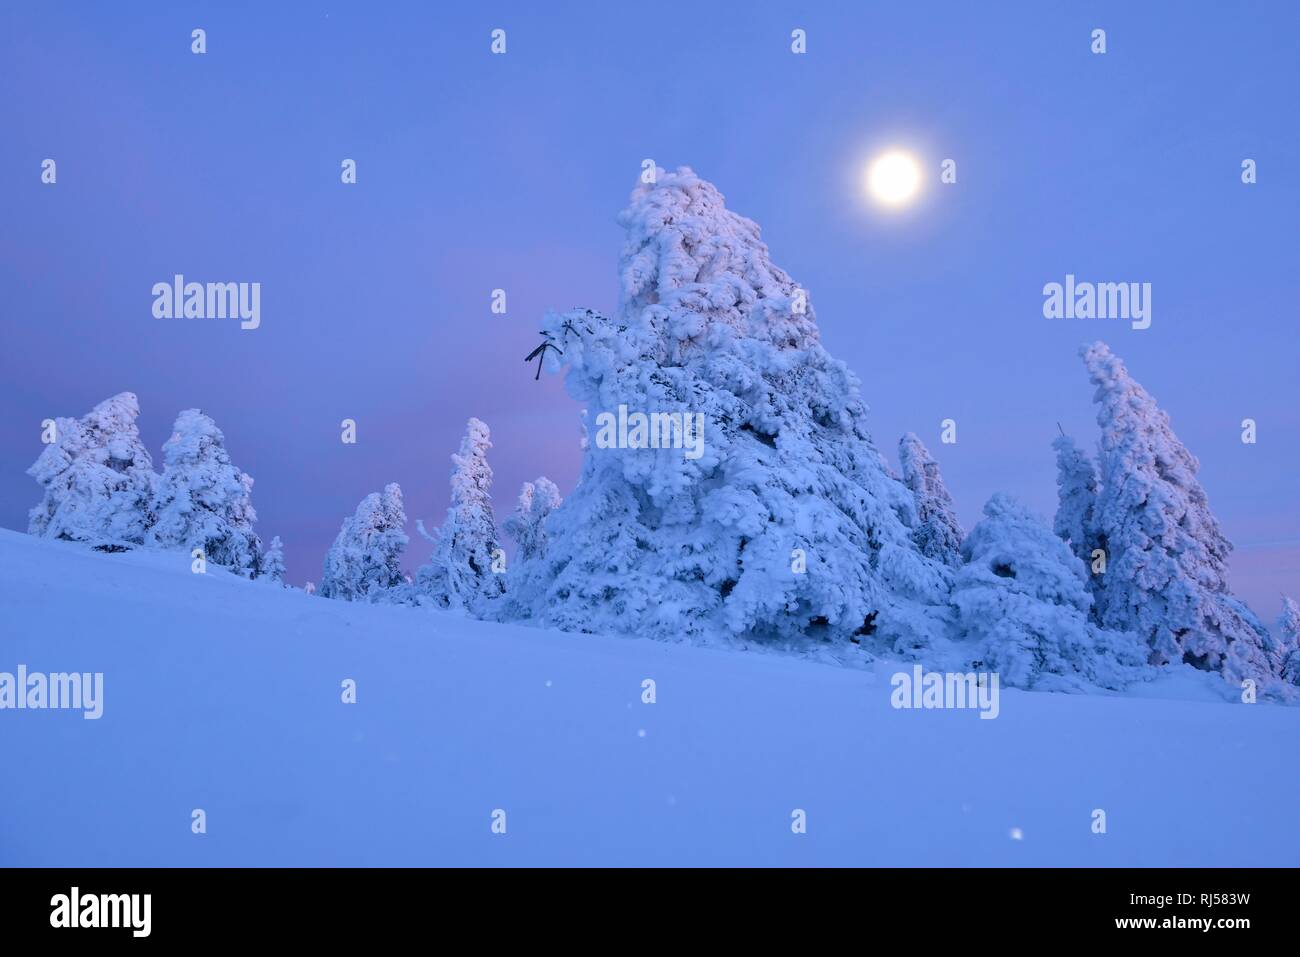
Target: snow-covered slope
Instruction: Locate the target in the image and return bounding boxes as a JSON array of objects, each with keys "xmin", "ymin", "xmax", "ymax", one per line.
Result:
[{"xmin": 0, "ymin": 528, "xmax": 1295, "ymax": 866}]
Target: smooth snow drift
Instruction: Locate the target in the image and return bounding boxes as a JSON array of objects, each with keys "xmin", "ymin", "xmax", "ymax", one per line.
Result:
[{"xmin": 0, "ymin": 529, "xmax": 1296, "ymax": 867}]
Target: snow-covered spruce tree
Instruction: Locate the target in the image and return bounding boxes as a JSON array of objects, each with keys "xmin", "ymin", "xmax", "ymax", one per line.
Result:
[
  {"xmin": 1051, "ymin": 433, "xmax": 1101, "ymax": 574},
  {"xmin": 952, "ymin": 493, "xmax": 1149, "ymax": 691},
  {"xmin": 898, "ymin": 432, "xmax": 963, "ymax": 566},
  {"xmin": 1081, "ymin": 342, "xmax": 1275, "ymax": 684},
  {"xmin": 1276, "ymin": 596, "xmax": 1300, "ymax": 684},
  {"xmin": 493, "ymin": 476, "xmax": 563, "ymax": 622},
  {"xmin": 261, "ymin": 535, "xmax": 287, "ymax": 586},
  {"xmin": 504, "ymin": 477, "xmax": 562, "ymax": 563},
  {"xmin": 147, "ymin": 409, "xmax": 261, "ymax": 577},
  {"xmin": 319, "ymin": 483, "xmax": 408, "ymax": 601},
  {"xmin": 511, "ymin": 167, "xmax": 950, "ymax": 650},
  {"xmin": 414, "ymin": 418, "xmax": 506, "ymax": 613},
  {"xmin": 27, "ymin": 392, "xmax": 157, "ymax": 549}
]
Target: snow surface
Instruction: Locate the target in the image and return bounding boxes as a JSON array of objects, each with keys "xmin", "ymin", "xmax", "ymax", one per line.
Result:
[{"xmin": 1, "ymin": 528, "xmax": 1296, "ymax": 867}]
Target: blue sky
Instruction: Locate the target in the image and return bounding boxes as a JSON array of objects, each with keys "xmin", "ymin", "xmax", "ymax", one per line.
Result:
[{"xmin": 2, "ymin": 1, "xmax": 1297, "ymax": 615}]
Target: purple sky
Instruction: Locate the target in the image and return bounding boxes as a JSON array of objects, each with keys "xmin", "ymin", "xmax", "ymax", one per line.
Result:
[{"xmin": 2, "ymin": 2, "xmax": 1297, "ymax": 619}]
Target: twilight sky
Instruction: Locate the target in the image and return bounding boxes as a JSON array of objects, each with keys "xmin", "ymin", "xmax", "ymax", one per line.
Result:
[{"xmin": 2, "ymin": 2, "xmax": 1297, "ymax": 616}]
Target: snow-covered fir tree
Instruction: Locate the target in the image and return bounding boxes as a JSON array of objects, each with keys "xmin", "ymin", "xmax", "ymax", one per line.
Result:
[
  {"xmin": 1081, "ymin": 342, "xmax": 1275, "ymax": 684},
  {"xmin": 27, "ymin": 391, "xmax": 157, "ymax": 549},
  {"xmin": 1276, "ymin": 596, "xmax": 1300, "ymax": 684},
  {"xmin": 494, "ymin": 476, "xmax": 562, "ymax": 622},
  {"xmin": 898, "ymin": 432, "xmax": 963, "ymax": 566},
  {"xmin": 318, "ymin": 484, "xmax": 408, "ymax": 602},
  {"xmin": 952, "ymin": 493, "xmax": 1149, "ymax": 691},
  {"xmin": 509, "ymin": 167, "xmax": 950, "ymax": 650},
  {"xmin": 503, "ymin": 477, "xmax": 562, "ymax": 563},
  {"xmin": 415, "ymin": 418, "xmax": 506, "ymax": 613},
  {"xmin": 261, "ymin": 535, "xmax": 287, "ymax": 586},
  {"xmin": 1051, "ymin": 432, "xmax": 1101, "ymax": 574},
  {"xmin": 147, "ymin": 409, "xmax": 261, "ymax": 577}
]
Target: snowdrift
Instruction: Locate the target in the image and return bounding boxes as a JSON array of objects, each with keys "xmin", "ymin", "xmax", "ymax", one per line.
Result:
[
  {"xmin": 1, "ymin": 529, "xmax": 1296, "ymax": 866},
  {"xmin": 0, "ymin": 530, "xmax": 1294, "ymax": 868}
]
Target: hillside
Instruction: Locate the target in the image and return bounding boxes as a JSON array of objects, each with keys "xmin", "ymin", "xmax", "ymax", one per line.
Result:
[{"xmin": 1, "ymin": 528, "xmax": 1296, "ymax": 866}]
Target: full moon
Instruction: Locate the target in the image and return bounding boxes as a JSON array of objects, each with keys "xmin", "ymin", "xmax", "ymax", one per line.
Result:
[{"xmin": 866, "ymin": 151, "xmax": 922, "ymax": 206}]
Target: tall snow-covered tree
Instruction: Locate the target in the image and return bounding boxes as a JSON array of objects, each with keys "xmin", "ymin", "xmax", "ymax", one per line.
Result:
[
  {"xmin": 415, "ymin": 418, "xmax": 506, "ymax": 613},
  {"xmin": 261, "ymin": 535, "xmax": 287, "ymax": 585},
  {"xmin": 319, "ymin": 484, "xmax": 408, "ymax": 601},
  {"xmin": 898, "ymin": 432, "xmax": 963, "ymax": 566},
  {"xmin": 1081, "ymin": 342, "xmax": 1275, "ymax": 684},
  {"xmin": 494, "ymin": 476, "xmax": 562, "ymax": 622},
  {"xmin": 147, "ymin": 408, "xmax": 261, "ymax": 577},
  {"xmin": 27, "ymin": 391, "xmax": 157, "ymax": 548},
  {"xmin": 1276, "ymin": 596, "xmax": 1300, "ymax": 684},
  {"xmin": 952, "ymin": 493, "xmax": 1149, "ymax": 691},
  {"xmin": 509, "ymin": 167, "xmax": 950, "ymax": 649},
  {"xmin": 1052, "ymin": 433, "xmax": 1101, "ymax": 574},
  {"xmin": 504, "ymin": 477, "xmax": 562, "ymax": 563}
]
